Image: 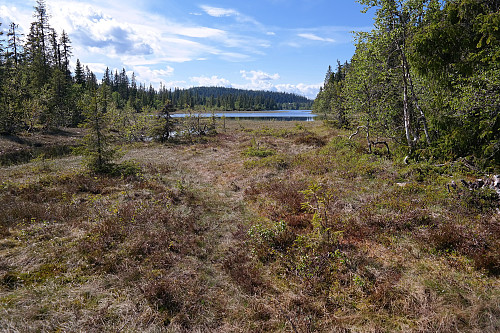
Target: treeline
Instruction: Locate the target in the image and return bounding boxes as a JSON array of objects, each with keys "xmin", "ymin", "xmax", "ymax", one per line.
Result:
[
  {"xmin": 314, "ymin": 0, "xmax": 499, "ymax": 171},
  {"xmin": 0, "ymin": 0, "xmax": 311, "ymax": 135},
  {"xmin": 0, "ymin": 0, "xmax": 78, "ymax": 133},
  {"xmin": 179, "ymin": 87, "xmax": 312, "ymax": 111}
]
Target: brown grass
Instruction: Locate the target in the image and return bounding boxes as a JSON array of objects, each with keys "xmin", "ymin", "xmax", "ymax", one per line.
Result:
[{"xmin": 1, "ymin": 119, "xmax": 499, "ymax": 332}]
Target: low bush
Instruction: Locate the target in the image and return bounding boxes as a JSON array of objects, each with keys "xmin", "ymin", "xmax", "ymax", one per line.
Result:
[
  {"xmin": 294, "ymin": 134, "xmax": 327, "ymax": 147},
  {"xmin": 243, "ymin": 146, "xmax": 275, "ymax": 158},
  {"xmin": 248, "ymin": 220, "xmax": 295, "ymax": 262}
]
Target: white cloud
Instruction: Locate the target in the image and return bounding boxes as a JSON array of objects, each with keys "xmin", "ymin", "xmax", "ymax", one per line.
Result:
[
  {"xmin": 37, "ymin": 0, "xmax": 232, "ymax": 67},
  {"xmin": 162, "ymin": 80, "xmax": 188, "ymax": 89},
  {"xmin": 35, "ymin": 0, "xmax": 271, "ymax": 67},
  {"xmin": 298, "ymin": 33, "xmax": 335, "ymax": 43},
  {"xmin": 132, "ymin": 65, "xmax": 175, "ymax": 87},
  {"xmin": 200, "ymin": 5, "xmax": 239, "ymax": 17},
  {"xmin": 235, "ymin": 70, "xmax": 280, "ymax": 90},
  {"xmin": 175, "ymin": 27, "xmax": 226, "ymax": 39},
  {"xmin": 3, "ymin": 1, "xmax": 318, "ymax": 76},
  {"xmin": 190, "ymin": 75, "xmax": 231, "ymax": 87},
  {"xmin": 240, "ymin": 70, "xmax": 280, "ymax": 82},
  {"xmin": 0, "ymin": 5, "xmax": 32, "ymax": 31},
  {"xmin": 85, "ymin": 62, "xmax": 109, "ymax": 74},
  {"xmin": 275, "ymin": 83, "xmax": 321, "ymax": 99},
  {"xmin": 199, "ymin": 5, "xmax": 262, "ymax": 27},
  {"xmin": 232, "ymin": 75, "xmax": 319, "ymax": 98}
]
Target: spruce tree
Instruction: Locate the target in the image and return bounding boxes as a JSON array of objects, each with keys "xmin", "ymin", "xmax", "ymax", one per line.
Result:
[
  {"xmin": 80, "ymin": 83, "xmax": 117, "ymax": 173},
  {"xmin": 74, "ymin": 59, "xmax": 85, "ymax": 85},
  {"xmin": 151, "ymin": 101, "xmax": 176, "ymax": 142},
  {"xmin": 59, "ymin": 31, "xmax": 72, "ymax": 79},
  {"xmin": 6, "ymin": 23, "xmax": 22, "ymax": 67}
]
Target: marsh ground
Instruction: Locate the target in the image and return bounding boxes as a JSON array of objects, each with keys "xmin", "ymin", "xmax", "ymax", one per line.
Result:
[{"xmin": 1, "ymin": 120, "xmax": 499, "ymax": 332}]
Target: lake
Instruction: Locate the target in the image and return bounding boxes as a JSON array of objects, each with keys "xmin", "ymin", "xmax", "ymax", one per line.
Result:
[{"xmin": 171, "ymin": 110, "xmax": 317, "ymax": 121}]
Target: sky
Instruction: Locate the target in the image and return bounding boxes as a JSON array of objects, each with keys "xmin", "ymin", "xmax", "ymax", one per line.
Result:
[{"xmin": 0, "ymin": 0, "xmax": 375, "ymax": 99}]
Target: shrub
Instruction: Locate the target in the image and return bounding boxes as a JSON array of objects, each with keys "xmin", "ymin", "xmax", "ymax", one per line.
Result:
[
  {"xmin": 110, "ymin": 160, "xmax": 142, "ymax": 178},
  {"xmin": 243, "ymin": 146, "xmax": 275, "ymax": 158},
  {"xmin": 242, "ymin": 137, "xmax": 276, "ymax": 158},
  {"xmin": 294, "ymin": 134, "xmax": 327, "ymax": 147},
  {"xmin": 460, "ymin": 187, "xmax": 499, "ymax": 212},
  {"xmin": 248, "ymin": 220, "xmax": 295, "ymax": 262}
]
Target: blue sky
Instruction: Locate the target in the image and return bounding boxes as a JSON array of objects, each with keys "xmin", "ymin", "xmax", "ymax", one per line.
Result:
[{"xmin": 1, "ymin": 0, "xmax": 375, "ymax": 99}]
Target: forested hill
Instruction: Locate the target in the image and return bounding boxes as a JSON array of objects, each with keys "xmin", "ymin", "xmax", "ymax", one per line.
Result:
[
  {"xmin": 185, "ymin": 86, "xmax": 312, "ymax": 105},
  {"xmin": 181, "ymin": 86, "xmax": 312, "ymax": 111}
]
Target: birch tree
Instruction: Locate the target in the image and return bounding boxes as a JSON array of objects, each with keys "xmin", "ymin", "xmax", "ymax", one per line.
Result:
[{"xmin": 358, "ymin": 0, "xmax": 432, "ymax": 152}]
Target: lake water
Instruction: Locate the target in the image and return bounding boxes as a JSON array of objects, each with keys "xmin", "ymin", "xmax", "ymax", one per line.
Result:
[{"xmin": 171, "ymin": 110, "xmax": 316, "ymax": 121}]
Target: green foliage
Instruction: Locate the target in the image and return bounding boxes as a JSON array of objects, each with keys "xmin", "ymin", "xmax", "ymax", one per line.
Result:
[
  {"xmin": 243, "ymin": 146, "xmax": 275, "ymax": 158},
  {"xmin": 408, "ymin": 0, "xmax": 500, "ymax": 169},
  {"xmin": 248, "ymin": 220, "xmax": 291, "ymax": 261},
  {"xmin": 344, "ymin": 35, "xmax": 402, "ymax": 146},
  {"xmin": 108, "ymin": 103, "xmax": 152, "ymax": 143},
  {"xmin": 313, "ymin": 0, "xmax": 500, "ymax": 171},
  {"xmin": 151, "ymin": 101, "xmax": 176, "ymax": 142},
  {"xmin": 460, "ymin": 187, "xmax": 500, "ymax": 213},
  {"xmin": 300, "ymin": 182, "xmax": 342, "ymax": 243},
  {"xmin": 78, "ymin": 84, "xmax": 120, "ymax": 174},
  {"xmin": 243, "ymin": 138, "xmax": 275, "ymax": 158},
  {"xmin": 243, "ymin": 153, "xmax": 290, "ymax": 170},
  {"xmin": 313, "ymin": 61, "xmax": 349, "ymax": 127},
  {"xmin": 174, "ymin": 86, "xmax": 312, "ymax": 111}
]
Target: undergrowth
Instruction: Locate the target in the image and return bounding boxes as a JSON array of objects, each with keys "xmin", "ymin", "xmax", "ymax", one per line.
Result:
[{"xmin": 1, "ymin": 121, "xmax": 499, "ymax": 332}]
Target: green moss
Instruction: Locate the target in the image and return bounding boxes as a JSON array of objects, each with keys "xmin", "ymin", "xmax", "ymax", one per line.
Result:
[{"xmin": 17, "ymin": 263, "xmax": 67, "ymax": 285}]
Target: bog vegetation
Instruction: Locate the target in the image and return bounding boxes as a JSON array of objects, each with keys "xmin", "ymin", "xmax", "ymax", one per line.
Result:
[
  {"xmin": 1, "ymin": 118, "xmax": 499, "ymax": 332},
  {"xmin": 1, "ymin": 0, "xmax": 499, "ymax": 332}
]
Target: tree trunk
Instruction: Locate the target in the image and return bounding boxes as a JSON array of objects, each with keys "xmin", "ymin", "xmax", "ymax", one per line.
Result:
[
  {"xmin": 401, "ymin": 50, "xmax": 431, "ymax": 144},
  {"xmin": 402, "ymin": 57, "xmax": 415, "ymax": 149}
]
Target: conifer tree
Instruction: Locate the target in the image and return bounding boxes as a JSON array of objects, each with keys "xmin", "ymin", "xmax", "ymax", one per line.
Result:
[
  {"xmin": 102, "ymin": 67, "xmax": 112, "ymax": 86},
  {"xmin": 80, "ymin": 83, "xmax": 117, "ymax": 173},
  {"xmin": 151, "ymin": 101, "xmax": 176, "ymax": 142},
  {"xmin": 59, "ymin": 30, "xmax": 71, "ymax": 78},
  {"xmin": 74, "ymin": 59, "xmax": 85, "ymax": 85},
  {"xmin": 26, "ymin": 0, "xmax": 51, "ymax": 86},
  {"xmin": 6, "ymin": 23, "xmax": 22, "ymax": 67}
]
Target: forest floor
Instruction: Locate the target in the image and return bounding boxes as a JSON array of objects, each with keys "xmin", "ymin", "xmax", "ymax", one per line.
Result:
[{"xmin": 1, "ymin": 120, "xmax": 499, "ymax": 332}]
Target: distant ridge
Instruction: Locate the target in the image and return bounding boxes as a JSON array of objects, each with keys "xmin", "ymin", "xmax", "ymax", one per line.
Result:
[
  {"xmin": 166, "ymin": 86, "xmax": 313, "ymax": 111},
  {"xmin": 185, "ymin": 86, "xmax": 313, "ymax": 103}
]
